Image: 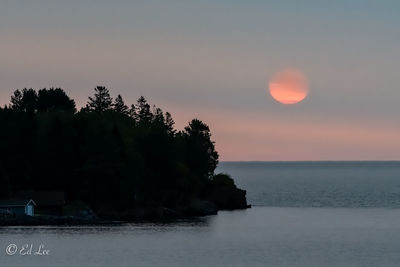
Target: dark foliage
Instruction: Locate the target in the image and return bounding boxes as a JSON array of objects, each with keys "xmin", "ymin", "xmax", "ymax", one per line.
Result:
[
  {"xmin": 113, "ymin": 94, "xmax": 129, "ymax": 115},
  {"xmin": 10, "ymin": 88, "xmax": 37, "ymax": 113},
  {"xmin": 10, "ymin": 88, "xmax": 76, "ymax": 113},
  {"xmin": 37, "ymin": 88, "xmax": 76, "ymax": 113},
  {"xmin": 0, "ymin": 87, "xmax": 223, "ymax": 213},
  {"xmin": 86, "ymin": 86, "xmax": 113, "ymax": 112}
]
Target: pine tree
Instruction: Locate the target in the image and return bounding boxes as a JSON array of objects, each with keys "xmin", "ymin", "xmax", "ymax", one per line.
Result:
[
  {"xmin": 10, "ymin": 90, "xmax": 23, "ymax": 111},
  {"xmin": 128, "ymin": 104, "xmax": 137, "ymax": 119},
  {"xmin": 135, "ymin": 96, "xmax": 152, "ymax": 123},
  {"xmin": 113, "ymin": 94, "xmax": 129, "ymax": 115},
  {"xmin": 184, "ymin": 119, "xmax": 219, "ymax": 178},
  {"xmin": 165, "ymin": 112, "xmax": 175, "ymax": 134},
  {"xmin": 86, "ymin": 86, "xmax": 113, "ymax": 112},
  {"xmin": 153, "ymin": 106, "xmax": 165, "ymax": 125}
]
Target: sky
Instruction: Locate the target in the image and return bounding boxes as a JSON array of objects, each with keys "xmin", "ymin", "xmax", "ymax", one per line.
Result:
[{"xmin": 1, "ymin": 0, "xmax": 400, "ymax": 161}]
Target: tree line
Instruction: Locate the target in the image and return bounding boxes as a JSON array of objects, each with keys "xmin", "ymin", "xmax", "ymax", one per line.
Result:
[{"xmin": 0, "ymin": 86, "xmax": 234, "ymax": 214}]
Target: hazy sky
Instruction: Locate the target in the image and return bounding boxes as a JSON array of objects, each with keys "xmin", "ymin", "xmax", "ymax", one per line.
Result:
[{"xmin": 1, "ymin": 0, "xmax": 400, "ymax": 160}]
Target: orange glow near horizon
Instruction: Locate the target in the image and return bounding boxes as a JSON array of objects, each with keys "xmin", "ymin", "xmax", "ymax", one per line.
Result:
[
  {"xmin": 167, "ymin": 107, "xmax": 400, "ymax": 161},
  {"xmin": 269, "ymin": 68, "xmax": 309, "ymax": 104}
]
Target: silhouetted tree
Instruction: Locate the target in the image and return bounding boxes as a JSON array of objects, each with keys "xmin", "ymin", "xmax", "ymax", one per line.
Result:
[
  {"xmin": 153, "ymin": 106, "xmax": 164, "ymax": 124},
  {"xmin": 128, "ymin": 104, "xmax": 137, "ymax": 118},
  {"xmin": 37, "ymin": 88, "xmax": 76, "ymax": 113},
  {"xmin": 183, "ymin": 119, "xmax": 219, "ymax": 178},
  {"xmin": 11, "ymin": 88, "xmax": 38, "ymax": 113},
  {"xmin": 165, "ymin": 112, "xmax": 175, "ymax": 134},
  {"xmin": 134, "ymin": 96, "xmax": 152, "ymax": 124},
  {"xmin": 10, "ymin": 90, "xmax": 23, "ymax": 111},
  {"xmin": 0, "ymin": 87, "xmax": 238, "ymax": 215},
  {"xmin": 113, "ymin": 94, "xmax": 129, "ymax": 115},
  {"xmin": 86, "ymin": 86, "xmax": 113, "ymax": 112}
]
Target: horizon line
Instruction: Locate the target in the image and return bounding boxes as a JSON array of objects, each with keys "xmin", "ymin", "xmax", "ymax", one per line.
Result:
[{"xmin": 220, "ymin": 160, "xmax": 400, "ymax": 163}]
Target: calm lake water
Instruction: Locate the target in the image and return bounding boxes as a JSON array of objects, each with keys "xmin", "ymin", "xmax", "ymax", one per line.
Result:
[
  {"xmin": 218, "ymin": 161, "xmax": 400, "ymax": 208},
  {"xmin": 3, "ymin": 161, "xmax": 400, "ymax": 266}
]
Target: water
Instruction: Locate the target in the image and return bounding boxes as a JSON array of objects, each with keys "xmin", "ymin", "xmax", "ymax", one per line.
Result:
[
  {"xmin": 2, "ymin": 161, "xmax": 400, "ymax": 266},
  {"xmin": 217, "ymin": 161, "xmax": 400, "ymax": 208}
]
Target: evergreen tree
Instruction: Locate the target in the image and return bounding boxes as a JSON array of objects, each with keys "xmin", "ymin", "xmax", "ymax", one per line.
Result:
[
  {"xmin": 10, "ymin": 90, "xmax": 23, "ymax": 111},
  {"xmin": 37, "ymin": 88, "xmax": 76, "ymax": 113},
  {"xmin": 165, "ymin": 112, "xmax": 175, "ymax": 134},
  {"xmin": 0, "ymin": 87, "xmax": 244, "ymax": 215},
  {"xmin": 9, "ymin": 88, "xmax": 39, "ymax": 113},
  {"xmin": 134, "ymin": 96, "xmax": 152, "ymax": 123},
  {"xmin": 86, "ymin": 86, "xmax": 113, "ymax": 112},
  {"xmin": 21, "ymin": 88, "xmax": 38, "ymax": 113},
  {"xmin": 183, "ymin": 119, "xmax": 219, "ymax": 178},
  {"xmin": 113, "ymin": 94, "xmax": 129, "ymax": 115},
  {"xmin": 128, "ymin": 104, "xmax": 137, "ymax": 119},
  {"xmin": 153, "ymin": 106, "xmax": 165, "ymax": 125}
]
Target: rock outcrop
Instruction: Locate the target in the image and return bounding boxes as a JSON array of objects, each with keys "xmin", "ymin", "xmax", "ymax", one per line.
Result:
[{"xmin": 205, "ymin": 186, "xmax": 250, "ymax": 210}]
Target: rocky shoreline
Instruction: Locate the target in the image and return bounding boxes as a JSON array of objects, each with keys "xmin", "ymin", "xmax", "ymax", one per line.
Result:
[{"xmin": 0, "ymin": 187, "xmax": 251, "ymax": 226}]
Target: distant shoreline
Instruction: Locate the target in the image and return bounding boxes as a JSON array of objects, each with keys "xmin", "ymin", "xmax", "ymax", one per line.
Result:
[{"xmin": 0, "ymin": 205, "xmax": 251, "ymax": 227}]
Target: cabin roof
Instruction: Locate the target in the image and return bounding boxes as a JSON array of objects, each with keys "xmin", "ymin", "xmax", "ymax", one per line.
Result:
[
  {"xmin": 0, "ymin": 199, "xmax": 36, "ymax": 207},
  {"xmin": 16, "ymin": 191, "xmax": 65, "ymax": 207}
]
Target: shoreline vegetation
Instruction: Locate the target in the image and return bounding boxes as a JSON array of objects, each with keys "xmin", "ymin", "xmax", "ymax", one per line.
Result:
[{"xmin": 0, "ymin": 87, "xmax": 249, "ymax": 226}]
